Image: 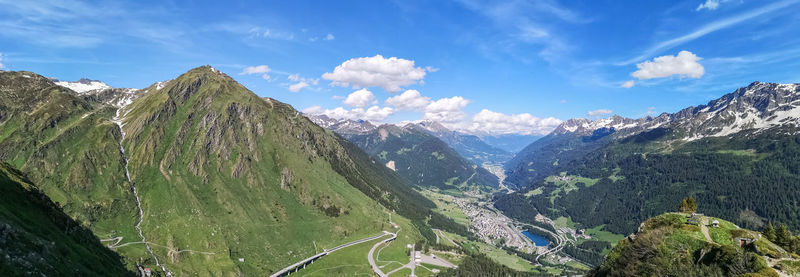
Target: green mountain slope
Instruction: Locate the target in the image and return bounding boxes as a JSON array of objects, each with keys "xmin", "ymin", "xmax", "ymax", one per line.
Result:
[
  {"xmin": 591, "ymin": 213, "xmax": 792, "ymax": 277},
  {"xmin": 0, "ymin": 71, "xmax": 139, "ymax": 253},
  {"xmin": 342, "ymin": 123, "xmax": 499, "ymax": 190},
  {"xmin": 413, "ymin": 120, "xmax": 513, "ymax": 166},
  {"xmin": 0, "ymin": 162, "xmax": 133, "ymax": 276},
  {"xmin": 0, "ymin": 67, "xmax": 465, "ymax": 276},
  {"xmin": 114, "ymin": 66, "xmax": 461, "ymax": 275},
  {"xmin": 497, "ymin": 83, "xmax": 800, "ymax": 235}
]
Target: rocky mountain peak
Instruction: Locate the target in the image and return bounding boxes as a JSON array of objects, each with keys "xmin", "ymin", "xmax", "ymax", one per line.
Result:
[
  {"xmin": 304, "ymin": 114, "xmax": 378, "ymax": 135},
  {"xmin": 548, "ymin": 82, "xmax": 800, "ymax": 141},
  {"xmin": 551, "ymin": 115, "xmax": 638, "ymax": 136},
  {"xmin": 53, "ymin": 77, "xmax": 111, "ymax": 94},
  {"xmin": 414, "ymin": 120, "xmax": 452, "ymax": 134}
]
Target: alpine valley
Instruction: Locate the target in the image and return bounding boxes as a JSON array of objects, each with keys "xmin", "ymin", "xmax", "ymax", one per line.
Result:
[{"xmin": 5, "ymin": 67, "xmax": 800, "ymax": 276}]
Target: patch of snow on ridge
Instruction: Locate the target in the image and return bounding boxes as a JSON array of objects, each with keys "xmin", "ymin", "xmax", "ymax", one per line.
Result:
[
  {"xmin": 55, "ymin": 79, "xmax": 111, "ymax": 94},
  {"xmin": 112, "ymin": 88, "xmax": 139, "ymax": 109},
  {"xmin": 155, "ymin": 81, "xmax": 170, "ymax": 90}
]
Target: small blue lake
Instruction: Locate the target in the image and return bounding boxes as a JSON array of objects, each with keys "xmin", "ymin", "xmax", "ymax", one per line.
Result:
[{"xmin": 522, "ymin": 231, "xmax": 551, "ymax": 247}]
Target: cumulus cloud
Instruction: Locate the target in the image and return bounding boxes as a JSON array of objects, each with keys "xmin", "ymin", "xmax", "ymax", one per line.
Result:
[
  {"xmin": 631, "ymin": 51, "xmax": 705, "ymax": 80},
  {"xmin": 322, "ymin": 55, "xmax": 432, "ymax": 92},
  {"xmin": 287, "ymin": 74, "xmax": 319, "ymax": 92},
  {"xmin": 0, "ymin": 53, "xmax": 4, "ymax": 68},
  {"xmin": 302, "ymin": 105, "xmax": 324, "ymax": 114},
  {"xmin": 343, "ymin": 88, "xmax": 376, "ymax": 108},
  {"xmin": 240, "ymin": 65, "xmax": 271, "ymax": 75},
  {"xmin": 423, "ymin": 96, "xmax": 470, "ymax": 123},
  {"xmin": 621, "ymin": 80, "xmax": 635, "ymax": 88},
  {"xmin": 289, "ymin": 82, "xmax": 309, "ymax": 92},
  {"xmin": 384, "ymin": 90, "xmax": 431, "ymax": 111},
  {"xmin": 325, "ymin": 33, "xmax": 335, "ymax": 40},
  {"xmin": 468, "ymin": 109, "xmax": 563, "ymax": 136},
  {"xmin": 304, "ymin": 105, "xmax": 394, "ymax": 122},
  {"xmin": 696, "ymin": 0, "xmax": 727, "ymax": 11},
  {"xmin": 587, "ymin": 109, "xmax": 613, "ymax": 116},
  {"xmin": 240, "ymin": 65, "xmax": 271, "ymax": 80}
]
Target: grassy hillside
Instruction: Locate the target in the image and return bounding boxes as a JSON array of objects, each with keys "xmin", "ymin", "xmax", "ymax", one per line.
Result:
[
  {"xmin": 0, "ymin": 162, "xmax": 133, "ymax": 276},
  {"xmin": 0, "ymin": 67, "xmax": 465, "ymax": 275},
  {"xmin": 591, "ymin": 213, "xmax": 795, "ymax": 276},
  {"xmin": 0, "ymin": 71, "xmax": 140, "ymax": 257},
  {"xmin": 114, "ymin": 66, "xmax": 461, "ymax": 275}
]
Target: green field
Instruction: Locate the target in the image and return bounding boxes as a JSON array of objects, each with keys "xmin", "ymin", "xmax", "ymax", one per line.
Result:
[
  {"xmin": 544, "ymin": 174, "xmax": 600, "ymax": 202},
  {"xmin": 419, "ymin": 189, "xmax": 472, "ymax": 227}
]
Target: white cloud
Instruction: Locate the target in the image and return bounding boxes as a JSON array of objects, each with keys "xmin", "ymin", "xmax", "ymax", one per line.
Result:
[
  {"xmin": 467, "ymin": 109, "xmax": 563, "ymax": 136},
  {"xmin": 424, "ymin": 96, "xmax": 470, "ymax": 123},
  {"xmin": 302, "ymin": 105, "xmax": 323, "ymax": 114},
  {"xmin": 240, "ymin": 65, "xmax": 270, "ymax": 74},
  {"xmin": 696, "ymin": 0, "xmax": 725, "ymax": 11},
  {"xmin": 325, "ymin": 33, "xmax": 335, "ymax": 40},
  {"xmin": 304, "ymin": 105, "xmax": 394, "ymax": 122},
  {"xmin": 631, "ymin": 51, "xmax": 705, "ymax": 80},
  {"xmin": 0, "ymin": 53, "xmax": 4, "ymax": 68},
  {"xmin": 560, "ymin": 99, "xmax": 567, "ymax": 104},
  {"xmin": 343, "ymin": 88, "xmax": 376, "ymax": 108},
  {"xmin": 646, "ymin": 107, "xmax": 657, "ymax": 116},
  {"xmin": 289, "ymin": 82, "xmax": 309, "ymax": 92},
  {"xmin": 253, "ymin": 28, "xmax": 295, "ymax": 40},
  {"xmin": 322, "ymin": 55, "xmax": 432, "ymax": 92},
  {"xmin": 621, "ymin": 80, "xmax": 635, "ymax": 88},
  {"xmin": 384, "ymin": 90, "xmax": 431, "ymax": 111},
  {"xmin": 240, "ymin": 65, "xmax": 272, "ymax": 81},
  {"xmin": 621, "ymin": 0, "xmax": 797, "ymax": 65},
  {"xmin": 287, "ymin": 74, "xmax": 319, "ymax": 92},
  {"xmin": 587, "ymin": 109, "xmax": 613, "ymax": 116}
]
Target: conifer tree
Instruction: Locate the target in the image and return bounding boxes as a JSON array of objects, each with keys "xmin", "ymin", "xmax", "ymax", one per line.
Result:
[{"xmin": 763, "ymin": 222, "xmax": 776, "ymax": 242}]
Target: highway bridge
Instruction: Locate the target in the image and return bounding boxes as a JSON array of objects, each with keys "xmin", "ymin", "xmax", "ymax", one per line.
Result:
[{"xmin": 270, "ymin": 232, "xmax": 391, "ymax": 277}]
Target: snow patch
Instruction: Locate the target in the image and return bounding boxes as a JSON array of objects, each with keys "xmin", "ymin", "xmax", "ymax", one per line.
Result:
[
  {"xmin": 55, "ymin": 79, "xmax": 111, "ymax": 94},
  {"xmin": 155, "ymin": 80, "xmax": 170, "ymax": 90}
]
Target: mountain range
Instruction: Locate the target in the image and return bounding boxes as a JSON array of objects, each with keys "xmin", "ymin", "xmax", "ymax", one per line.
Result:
[
  {"xmin": 498, "ymin": 82, "xmax": 800, "ymax": 236},
  {"xmin": 0, "ymin": 67, "xmax": 466, "ymax": 275},
  {"xmin": 326, "ymin": 119, "xmax": 499, "ymax": 190},
  {"xmin": 6, "ymin": 65, "xmax": 800, "ymax": 276}
]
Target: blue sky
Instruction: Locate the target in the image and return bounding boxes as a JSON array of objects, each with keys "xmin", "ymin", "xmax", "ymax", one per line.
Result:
[{"xmin": 1, "ymin": 0, "xmax": 799, "ymax": 135}]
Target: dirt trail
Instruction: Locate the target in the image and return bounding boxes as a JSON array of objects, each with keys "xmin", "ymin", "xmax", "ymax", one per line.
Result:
[{"xmin": 700, "ymin": 218, "xmax": 713, "ymax": 243}]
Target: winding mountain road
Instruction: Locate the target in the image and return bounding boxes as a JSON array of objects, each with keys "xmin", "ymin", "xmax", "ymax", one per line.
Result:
[
  {"xmin": 367, "ymin": 231, "xmax": 399, "ymax": 277},
  {"xmin": 270, "ymin": 232, "xmax": 391, "ymax": 277}
]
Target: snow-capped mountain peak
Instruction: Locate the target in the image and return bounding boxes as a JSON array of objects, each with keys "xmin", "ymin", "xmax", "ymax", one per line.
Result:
[
  {"xmin": 304, "ymin": 114, "xmax": 377, "ymax": 134},
  {"xmin": 549, "ymin": 82, "xmax": 800, "ymax": 141},
  {"xmin": 53, "ymin": 78, "xmax": 111, "ymax": 94},
  {"xmin": 414, "ymin": 120, "xmax": 452, "ymax": 134}
]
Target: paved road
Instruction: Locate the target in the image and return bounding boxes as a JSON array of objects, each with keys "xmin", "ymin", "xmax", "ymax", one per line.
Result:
[
  {"xmin": 270, "ymin": 232, "xmax": 390, "ymax": 277},
  {"xmin": 386, "ymin": 248, "xmax": 415, "ymax": 276},
  {"xmin": 524, "ymin": 225, "xmax": 565, "ymax": 264},
  {"xmin": 367, "ymin": 231, "xmax": 398, "ymax": 277},
  {"xmin": 433, "ymin": 229, "xmax": 457, "ymax": 246}
]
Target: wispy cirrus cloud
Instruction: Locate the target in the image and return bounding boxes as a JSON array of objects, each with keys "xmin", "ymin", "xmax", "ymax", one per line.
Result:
[
  {"xmin": 587, "ymin": 109, "xmax": 612, "ymax": 117},
  {"xmin": 0, "ymin": 0, "xmax": 191, "ymax": 50},
  {"xmin": 620, "ymin": 0, "xmax": 800, "ymax": 65},
  {"xmin": 454, "ymin": 0, "xmax": 589, "ymax": 63}
]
